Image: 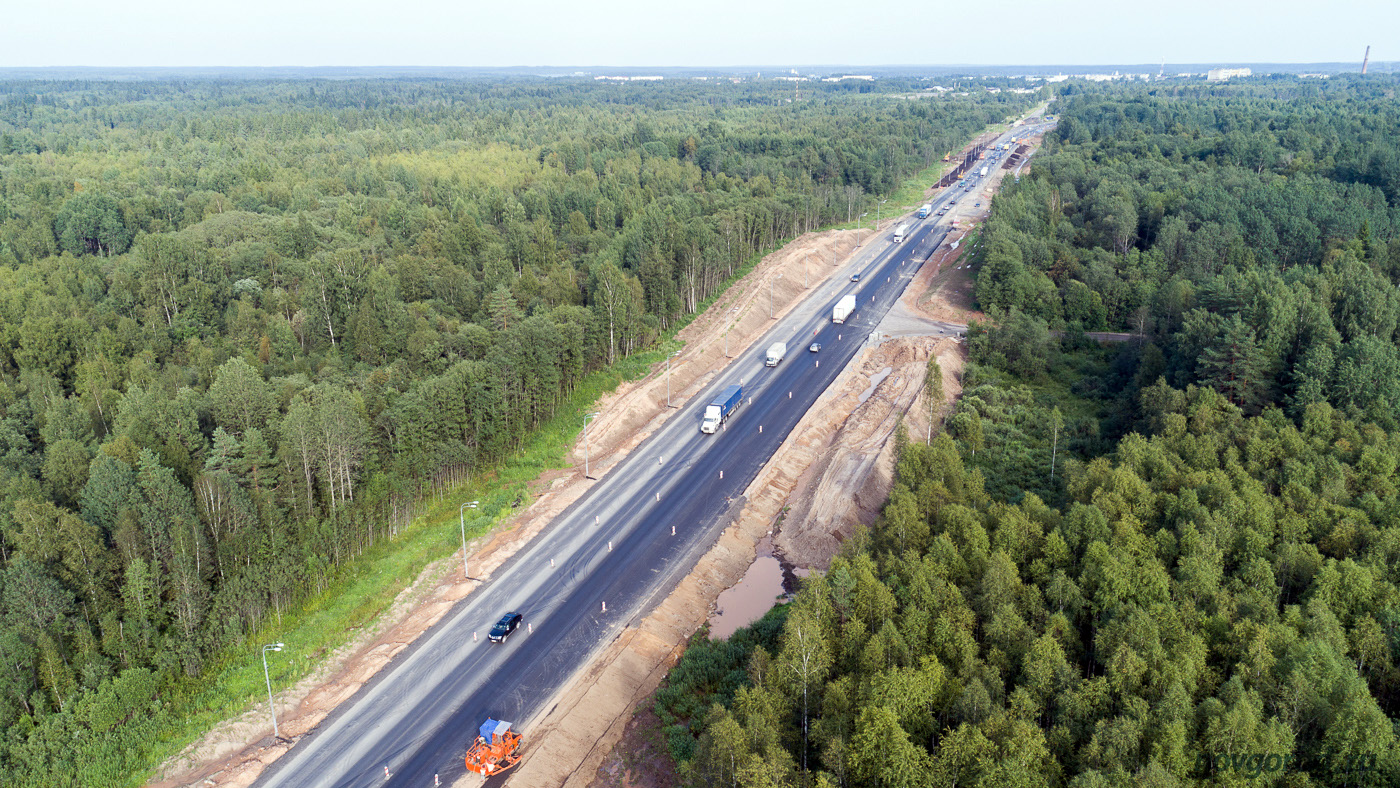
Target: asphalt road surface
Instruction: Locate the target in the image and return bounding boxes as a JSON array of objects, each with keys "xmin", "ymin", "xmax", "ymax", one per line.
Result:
[{"xmin": 256, "ymin": 127, "xmax": 1030, "ymax": 788}]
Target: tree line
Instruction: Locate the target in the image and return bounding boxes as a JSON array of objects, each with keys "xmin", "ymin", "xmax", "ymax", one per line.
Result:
[{"xmin": 973, "ymin": 76, "xmax": 1400, "ymax": 424}]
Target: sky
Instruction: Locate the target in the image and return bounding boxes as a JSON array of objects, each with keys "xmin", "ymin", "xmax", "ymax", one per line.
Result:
[{"xmin": 2, "ymin": 0, "xmax": 1394, "ymax": 68}]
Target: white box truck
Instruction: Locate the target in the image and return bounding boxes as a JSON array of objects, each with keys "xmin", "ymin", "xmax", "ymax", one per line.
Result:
[
  {"xmin": 765, "ymin": 342, "xmax": 787, "ymax": 366},
  {"xmin": 980, "ymin": 165, "xmax": 989, "ymax": 177},
  {"xmin": 893, "ymin": 223, "xmax": 910, "ymax": 242},
  {"xmin": 833, "ymin": 294, "xmax": 856, "ymax": 323}
]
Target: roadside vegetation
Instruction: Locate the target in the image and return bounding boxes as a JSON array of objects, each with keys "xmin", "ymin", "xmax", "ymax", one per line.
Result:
[
  {"xmin": 661, "ymin": 76, "xmax": 1400, "ymax": 788},
  {"xmin": 0, "ymin": 77, "xmax": 1033, "ymax": 785}
]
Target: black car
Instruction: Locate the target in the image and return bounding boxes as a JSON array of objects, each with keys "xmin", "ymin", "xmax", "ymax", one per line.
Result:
[
  {"xmin": 850, "ymin": 272, "xmax": 861, "ymax": 282},
  {"xmin": 487, "ymin": 612, "xmax": 523, "ymax": 643}
]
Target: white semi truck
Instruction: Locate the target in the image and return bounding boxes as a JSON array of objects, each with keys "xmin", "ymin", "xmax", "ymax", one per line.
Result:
[
  {"xmin": 765, "ymin": 342, "xmax": 787, "ymax": 366},
  {"xmin": 833, "ymin": 294, "xmax": 856, "ymax": 324},
  {"xmin": 893, "ymin": 223, "xmax": 910, "ymax": 242}
]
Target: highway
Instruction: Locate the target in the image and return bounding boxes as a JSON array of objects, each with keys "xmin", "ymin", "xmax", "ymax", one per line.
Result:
[{"xmin": 256, "ymin": 126, "xmax": 1032, "ymax": 788}]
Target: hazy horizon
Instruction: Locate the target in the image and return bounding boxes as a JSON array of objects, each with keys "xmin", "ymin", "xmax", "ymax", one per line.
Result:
[{"xmin": 3, "ymin": 0, "xmax": 1391, "ymax": 69}]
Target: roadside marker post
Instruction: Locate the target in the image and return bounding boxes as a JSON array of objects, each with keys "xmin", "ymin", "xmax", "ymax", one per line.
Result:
[
  {"xmin": 550, "ymin": 558, "xmax": 555, "ymax": 567},
  {"xmin": 602, "ymin": 601, "xmax": 607, "ymax": 613},
  {"xmin": 384, "ymin": 766, "xmax": 390, "ymax": 780},
  {"xmin": 719, "ymin": 470, "xmax": 723, "ymax": 479},
  {"xmin": 608, "ymin": 541, "xmax": 613, "ymax": 552},
  {"xmin": 789, "ymin": 392, "xmax": 792, "ymax": 399},
  {"xmin": 759, "ymin": 425, "xmax": 762, "ymax": 434},
  {"xmin": 672, "ymin": 525, "xmax": 676, "ymax": 536},
  {"xmin": 473, "ymin": 632, "xmax": 477, "ymax": 642}
]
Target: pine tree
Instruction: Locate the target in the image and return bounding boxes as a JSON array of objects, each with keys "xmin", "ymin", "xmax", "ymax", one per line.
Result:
[{"xmin": 1197, "ymin": 315, "xmax": 1267, "ymax": 412}]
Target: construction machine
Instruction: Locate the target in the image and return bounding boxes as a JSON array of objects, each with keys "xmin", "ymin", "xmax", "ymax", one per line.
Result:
[{"xmin": 464, "ymin": 719, "xmax": 523, "ymax": 777}]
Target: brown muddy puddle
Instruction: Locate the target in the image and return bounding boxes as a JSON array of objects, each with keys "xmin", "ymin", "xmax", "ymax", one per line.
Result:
[
  {"xmin": 708, "ymin": 535, "xmax": 798, "ymax": 640},
  {"xmin": 859, "ymin": 367, "xmax": 893, "ymax": 403}
]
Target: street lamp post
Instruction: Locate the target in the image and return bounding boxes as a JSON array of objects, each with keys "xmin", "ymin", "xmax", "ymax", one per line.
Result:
[
  {"xmin": 262, "ymin": 642, "xmax": 284, "ymax": 739},
  {"xmin": 583, "ymin": 412, "xmax": 600, "ymax": 479},
  {"xmin": 876, "ymin": 199, "xmax": 888, "ymax": 230},
  {"xmin": 724, "ymin": 306, "xmax": 740, "ymax": 357},
  {"xmin": 855, "ymin": 213, "xmax": 868, "ymax": 247},
  {"xmin": 769, "ymin": 273, "xmax": 783, "ymax": 319},
  {"xmin": 666, "ymin": 351, "xmax": 681, "ymax": 407},
  {"xmin": 458, "ymin": 500, "xmax": 479, "ymax": 579}
]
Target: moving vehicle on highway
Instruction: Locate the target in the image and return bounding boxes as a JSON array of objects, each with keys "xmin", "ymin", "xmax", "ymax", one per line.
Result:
[
  {"xmin": 893, "ymin": 223, "xmax": 910, "ymax": 242},
  {"xmin": 917, "ymin": 203, "xmax": 932, "ymax": 218},
  {"xmin": 701, "ymin": 384, "xmax": 744, "ymax": 434},
  {"xmin": 765, "ymin": 342, "xmax": 787, "ymax": 367},
  {"xmin": 488, "ymin": 612, "xmax": 523, "ymax": 643},
  {"xmin": 850, "ymin": 271, "xmax": 862, "ymax": 282},
  {"xmin": 833, "ymin": 293, "xmax": 857, "ymax": 324},
  {"xmin": 809, "ymin": 342, "xmax": 821, "ymax": 353}
]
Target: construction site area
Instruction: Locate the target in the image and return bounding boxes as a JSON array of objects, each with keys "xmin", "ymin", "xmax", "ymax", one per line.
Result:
[{"xmin": 147, "ymin": 113, "xmax": 1049, "ymax": 788}]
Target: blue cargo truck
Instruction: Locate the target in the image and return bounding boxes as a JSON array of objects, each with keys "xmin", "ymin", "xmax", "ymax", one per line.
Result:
[{"xmin": 701, "ymin": 384, "xmax": 744, "ymax": 434}]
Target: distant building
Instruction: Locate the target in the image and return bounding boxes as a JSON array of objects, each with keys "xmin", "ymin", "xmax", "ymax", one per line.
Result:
[
  {"xmin": 821, "ymin": 75, "xmax": 875, "ymax": 82},
  {"xmin": 594, "ymin": 75, "xmax": 663, "ymax": 82},
  {"xmin": 1207, "ymin": 67, "xmax": 1252, "ymax": 81},
  {"xmin": 1044, "ymin": 74, "xmax": 1069, "ymax": 83}
]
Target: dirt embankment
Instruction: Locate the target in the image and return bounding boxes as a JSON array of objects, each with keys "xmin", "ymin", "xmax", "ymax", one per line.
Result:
[
  {"xmin": 773, "ymin": 337, "xmax": 965, "ymax": 569},
  {"xmin": 148, "ymin": 228, "xmax": 870, "ymax": 788}
]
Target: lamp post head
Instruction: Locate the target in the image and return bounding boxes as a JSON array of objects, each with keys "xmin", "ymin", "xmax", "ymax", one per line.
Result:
[{"xmin": 267, "ymin": 642, "xmax": 283, "ymax": 652}]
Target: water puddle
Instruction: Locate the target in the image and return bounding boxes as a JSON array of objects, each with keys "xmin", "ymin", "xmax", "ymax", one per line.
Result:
[
  {"xmin": 708, "ymin": 536, "xmax": 791, "ymax": 640},
  {"xmin": 859, "ymin": 367, "xmax": 893, "ymax": 403}
]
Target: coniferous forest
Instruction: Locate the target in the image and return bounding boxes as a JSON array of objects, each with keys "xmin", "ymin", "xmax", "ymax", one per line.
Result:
[
  {"xmin": 658, "ymin": 76, "xmax": 1400, "ymax": 788},
  {"xmin": 0, "ymin": 77, "xmax": 1029, "ymax": 785}
]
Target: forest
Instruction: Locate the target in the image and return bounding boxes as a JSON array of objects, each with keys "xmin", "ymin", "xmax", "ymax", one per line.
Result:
[
  {"xmin": 973, "ymin": 76, "xmax": 1400, "ymax": 422},
  {"xmin": 0, "ymin": 76, "xmax": 1030, "ymax": 785},
  {"xmin": 657, "ymin": 76, "xmax": 1400, "ymax": 788}
]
